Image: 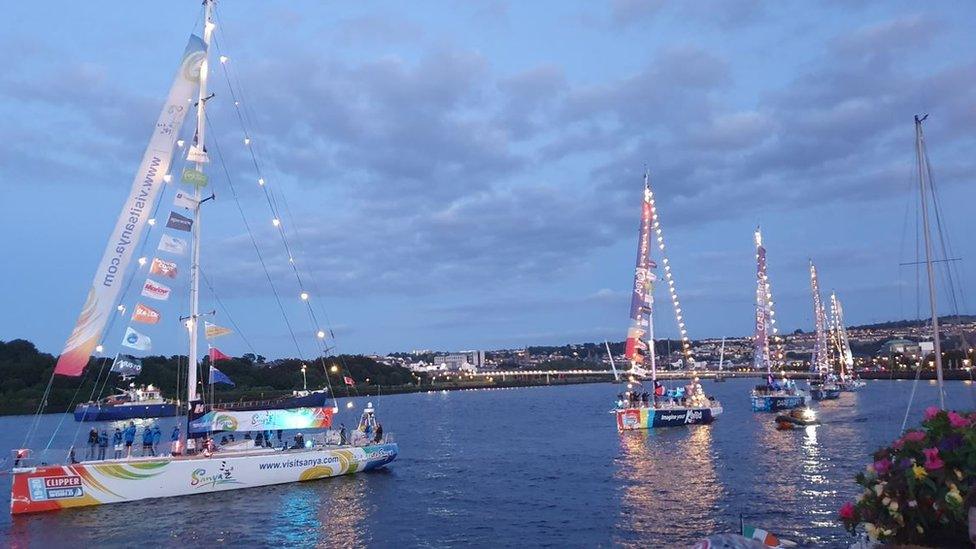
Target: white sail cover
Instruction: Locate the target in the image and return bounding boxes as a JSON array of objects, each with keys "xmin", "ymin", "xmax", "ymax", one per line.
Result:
[{"xmin": 55, "ymin": 36, "xmax": 206, "ymax": 376}]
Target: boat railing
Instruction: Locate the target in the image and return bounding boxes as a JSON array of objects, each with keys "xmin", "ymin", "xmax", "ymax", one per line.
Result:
[{"xmin": 209, "ymin": 392, "xmax": 324, "ymax": 410}]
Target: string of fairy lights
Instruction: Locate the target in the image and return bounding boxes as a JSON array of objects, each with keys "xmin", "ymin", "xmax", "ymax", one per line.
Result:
[
  {"xmin": 755, "ymin": 228, "xmax": 785, "ymax": 371},
  {"xmin": 208, "ymin": 9, "xmax": 349, "ymax": 408},
  {"xmin": 644, "ymin": 174, "xmax": 695, "ymax": 368},
  {"xmin": 809, "ymin": 261, "xmax": 830, "ymax": 374}
]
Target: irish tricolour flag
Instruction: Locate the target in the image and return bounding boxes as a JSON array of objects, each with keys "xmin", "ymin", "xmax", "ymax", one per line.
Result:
[{"xmin": 742, "ymin": 525, "xmax": 780, "ymax": 547}]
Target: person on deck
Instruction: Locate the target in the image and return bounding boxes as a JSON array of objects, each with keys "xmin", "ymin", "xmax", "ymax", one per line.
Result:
[
  {"xmin": 97, "ymin": 430, "xmax": 108, "ymax": 460},
  {"xmin": 124, "ymin": 422, "xmax": 136, "ymax": 458},
  {"xmin": 171, "ymin": 425, "xmax": 181, "ymax": 456},
  {"xmin": 339, "ymin": 423, "xmax": 347, "ymax": 445},
  {"xmin": 86, "ymin": 428, "xmax": 98, "ymax": 461},
  {"xmin": 113, "ymin": 428, "xmax": 123, "ymax": 459},
  {"xmin": 152, "ymin": 425, "xmax": 162, "ymax": 456},
  {"xmin": 142, "ymin": 426, "xmax": 154, "ymax": 457},
  {"xmin": 374, "ymin": 423, "xmax": 383, "ymax": 444},
  {"xmin": 653, "ymin": 380, "xmax": 665, "ymax": 406}
]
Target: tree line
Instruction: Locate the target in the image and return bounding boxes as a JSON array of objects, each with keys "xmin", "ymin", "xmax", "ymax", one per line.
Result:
[{"xmin": 0, "ymin": 339, "xmax": 417, "ymax": 416}]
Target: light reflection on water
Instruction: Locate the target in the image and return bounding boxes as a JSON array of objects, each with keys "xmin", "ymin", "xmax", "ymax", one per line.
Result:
[{"xmin": 614, "ymin": 423, "xmax": 720, "ymax": 544}]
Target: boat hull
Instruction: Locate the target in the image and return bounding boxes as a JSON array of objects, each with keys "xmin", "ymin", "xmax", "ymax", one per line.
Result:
[
  {"xmin": 750, "ymin": 394, "xmax": 807, "ymax": 412},
  {"xmin": 615, "ymin": 405, "xmax": 723, "ymax": 430},
  {"xmin": 838, "ymin": 381, "xmax": 865, "ymax": 392},
  {"xmin": 10, "ymin": 443, "xmax": 397, "ymax": 514},
  {"xmin": 74, "ymin": 403, "xmax": 178, "ymax": 422},
  {"xmin": 810, "ymin": 388, "xmax": 841, "ymax": 401}
]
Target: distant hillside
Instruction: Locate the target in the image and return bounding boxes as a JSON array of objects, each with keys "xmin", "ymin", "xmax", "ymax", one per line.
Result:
[
  {"xmin": 849, "ymin": 315, "xmax": 976, "ymax": 331},
  {"xmin": 0, "ymin": 338, "xmax": 414, "ymax": 416}
]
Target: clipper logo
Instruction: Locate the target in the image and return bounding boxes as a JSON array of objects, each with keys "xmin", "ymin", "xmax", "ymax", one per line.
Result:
[
  {"xmin": 28, "ymin": 476, "xmax": 84, "ymax": 501},
  {"xmin": 191, "ymin": 461, "xmax": 241, "ymax": 489}
]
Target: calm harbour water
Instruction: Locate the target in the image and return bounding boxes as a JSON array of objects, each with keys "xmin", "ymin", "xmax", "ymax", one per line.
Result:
[{"xmin": 1, "ymin": 378, "xmax": 974, "ymax": 548}]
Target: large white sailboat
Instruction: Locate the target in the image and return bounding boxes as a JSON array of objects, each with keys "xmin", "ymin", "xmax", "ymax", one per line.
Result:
[
  {"xmin": 10, "ymin": 1, "xmax": 396, "ymax": 514},
  {"xmin": 749, "ymin": 228, "xmax": 808, "ymax": 412},
  {"xmin": 613, "ymin": 172, "xmax": 722, "ymax": 430},
  {"xmin": 807, "ymin": 261, "xmax": 840, "ymax": 401}
]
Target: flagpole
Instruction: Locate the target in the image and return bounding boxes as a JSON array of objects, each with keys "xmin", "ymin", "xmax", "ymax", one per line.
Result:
[{"xmin": 187, "ymin": 0, "xmax": 214, "ymax": 405}]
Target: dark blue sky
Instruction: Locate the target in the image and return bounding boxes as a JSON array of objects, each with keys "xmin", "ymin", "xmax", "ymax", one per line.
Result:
[{"xmin": 1, "ymin": 1, "xmax": 974, "ymax": 359}]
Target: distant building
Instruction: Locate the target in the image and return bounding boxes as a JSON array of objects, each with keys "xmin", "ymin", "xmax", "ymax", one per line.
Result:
[
  {"xmin": 881, "ymin": 339, "xmax": 921, "ymax": 356},
  {"xmin": 430, "ymin": 350, "xmax": 485, "ymax": 372}
]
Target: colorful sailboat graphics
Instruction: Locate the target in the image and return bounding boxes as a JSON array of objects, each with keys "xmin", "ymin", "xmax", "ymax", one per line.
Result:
[
  {"xmin": 613, "ymin": 172, "xmax": 722, "ymax": 430},
  {"xmin": 12, "ymin": 0, "xmax": 396, "ymax": 514}
]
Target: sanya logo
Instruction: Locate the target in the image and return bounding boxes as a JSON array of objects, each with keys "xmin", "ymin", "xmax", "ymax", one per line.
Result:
[
  {"xmin": 214, "ymin": 414, "xmax": 239, "ymax": 431},
  {"xmin": 190, "ymin": 461, "xmax": 241, "ymax": 489}
]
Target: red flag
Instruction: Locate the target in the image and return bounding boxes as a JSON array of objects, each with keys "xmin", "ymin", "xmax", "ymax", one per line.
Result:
[
  {"xmin": 209, "ymin": 347, "xmax": 231, "ymax": 362},
  {"xmin": 343, "ymin": 376, "xmax": 355, "ymax": 386}
]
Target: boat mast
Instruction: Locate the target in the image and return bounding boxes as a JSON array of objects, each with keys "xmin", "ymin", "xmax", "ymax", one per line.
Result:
[
  {"xmin": 187, "ymin": 0, "xmax": 215, "ymax": 404},
  {"xmin": 605, "ymin": 340, "xmax": 619, "ymax": 382},
  {"xmin": 718, "ymin": 338, "xmax": 725, "ymax": 372},
  {"xmin": 754, "ymin": 228, "xmax": 772, "ymax": 375},
  {"xmin": 643, "ymin": 173, "xmax": 657, "ymax": 383},
  {"xmin": 914, "ymin": 114, "xmax": 945, "ymax": 409},
  {"xmin": 830, "ymin": 292, "xmax": 853, "ymax": 381},
  {"xmin": 809, "ymin": 261, "xmax": 829, "ymax": 377}
]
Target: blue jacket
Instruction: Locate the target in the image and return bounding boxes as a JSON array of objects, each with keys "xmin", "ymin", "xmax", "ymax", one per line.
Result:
[
  {"xmin": 124, "ymin": 426, "xmax": 136, "ymax": 443},
  {"xmin": 142, "ymin": 428, "xmax": 153, "ymax": 444},
  {"xmin": 171, "ymin": 428, "xmax": 180, "ymax": 441},
  {"xmin": 152, "ymin": 428, "xmax": 161, "ymax": 444},
  {"xmin": 113, "ymin": 431, "xmax": 123, "ymax": 445}
]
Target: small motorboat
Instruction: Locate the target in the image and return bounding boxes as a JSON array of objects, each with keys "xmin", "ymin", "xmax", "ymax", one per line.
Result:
[{"xmin": 775, "ymin": 408, "xmax": 819, "ymax": 430}]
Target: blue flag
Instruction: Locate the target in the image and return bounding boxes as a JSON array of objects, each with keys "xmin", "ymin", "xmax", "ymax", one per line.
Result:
[{"xmin": 209, "ymin": 367, "xmax": 235, "ymax": 386}]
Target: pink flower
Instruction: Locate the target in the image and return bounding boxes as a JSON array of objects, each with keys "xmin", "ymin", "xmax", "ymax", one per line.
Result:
[
  {"xmin": 873, "ymin": 458, "xmax": 892, "ymax": 476},
  {"xmin": 903, "ymin": 430, "xmax": 926, "ymax": 443},
  {"xmin": 923, "ymin": 447, "xmax": 945, "ymax": 471},
  {"xmin": 924, "ymin": 406, "xmax": 940, "ymax": 421},
  {"xmin": 892, "ymin": 438, "xmax": 905, "ymax": 450},
  {"xmin": 839, "ymin": 501, "xmax": 856, "ymax": 521},
  {"xmin": 948, "ymin": 411, "xmax": 970, "ymax": 429}
]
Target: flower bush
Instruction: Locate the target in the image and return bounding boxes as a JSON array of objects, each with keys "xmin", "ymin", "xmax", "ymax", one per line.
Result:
[{"xmin": 839, "ymin": 407, "xmax": 976, "ymax": 545}]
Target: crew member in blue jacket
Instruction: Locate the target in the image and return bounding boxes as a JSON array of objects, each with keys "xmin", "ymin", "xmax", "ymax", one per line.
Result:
[
  {"xmin": 171, "ymin": 425, "xmax": 181, "ymax": 456},
  {"xmin": 113, "ymin": 427, "xmax": 124, "ymax": 459},
  {"xmin": 152, "ymin": 425, "xmax": 162, "ymax": 456},
  {"xmin": 142, "ymin": 425, "xmax": 154, "ymax": 456},
  {"xmin": 124, "ymin": 422, "xmax": 136, "ymax": 458}
]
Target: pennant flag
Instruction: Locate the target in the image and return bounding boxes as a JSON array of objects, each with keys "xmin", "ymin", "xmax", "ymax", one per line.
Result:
[
  {"xmin": 141, "ymin": 279, "xmax": 172, "ymax": 301},
  {"xmin": 111, "ymin": 354, "xmax": 143, "ymax": 376},
  {"xmin": 121, "ymin": 327, "xmax": 151, "ymax": 351},
  {"xmin": 131, "ymin": 303, "xmax": 161, "ymax": 324},
  {"xmin": 343, "ymin": 376, "xmax": 355, "ymax": 386},
  {"xmin": 150, "ymin": 257, "xmax": 178, "ymax": 279},
  {"xmin": 166, "ymin": 211, "xmax": 193, "ymax": 232},
  {"xmin": 158, "ymin": 234, "xmax": 188, "ymax": 256},
  {"xmin": 209, "ymin": 347, "xmax": 231, "ymax": 362},
  {"xmin": 742, "ymin": 525, "xmax": 780, "ymax": 547},
  {"xmin": 205, "ymin": 321, "xmax": 233, "ymax": 340},
  {"xmin": 173, "ymin": 190, "xmax": 199, "ymax": 210},
  {"xmin": 209, "ymin": 366, "xmax": 235, "ymax": 386},
  {"xmin": 181, "ymin": 168, "xmax": 209, "ymax": 187}
]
